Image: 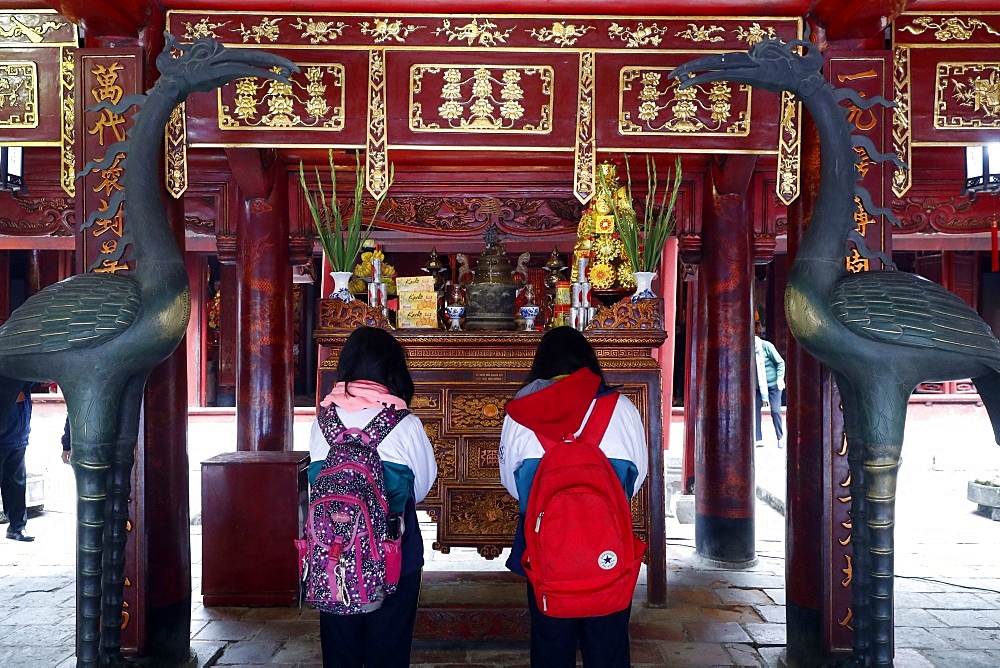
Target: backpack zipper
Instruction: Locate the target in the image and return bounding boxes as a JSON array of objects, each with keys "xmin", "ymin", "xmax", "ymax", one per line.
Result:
[{"xmin": 535, "ymin": 511, "xmax": 544, "ymax": 532}]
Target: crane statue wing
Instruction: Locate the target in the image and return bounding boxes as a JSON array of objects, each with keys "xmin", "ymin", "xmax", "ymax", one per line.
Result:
[
  {"xmin": 831, "ymin": 271, "xmax": 1000, "ymax": 362},
  {"xmin": 0, "ymin": 273, "xmax": 142, "ymax": 354}
]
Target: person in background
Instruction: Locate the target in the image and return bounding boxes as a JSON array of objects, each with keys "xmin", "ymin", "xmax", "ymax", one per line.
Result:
[
  {"xmin": 308, "ymin": 326, "xmax": 437, "ymax": 668},
  {"xmin": 498, "ymin": 327, "xmax": 647, "ymax": 667},
  {"xmin": 755, "ymin": 320, "xmax": 786, "ymax": 448},
  {"xmin": 0, "ymin": 382, "xmax": 35, "ymax": 542},
  {"xmin": 61, "ymin": 416, "xmax": 71, "ymax": 464}
]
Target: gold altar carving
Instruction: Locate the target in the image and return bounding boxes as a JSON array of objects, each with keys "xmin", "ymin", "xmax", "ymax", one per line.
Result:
[
  {"xmin": 776, "ymin": 91, "xmax": 800, "ymax": 205},
  {"xmin": 899, "ymin": 16, "xmax": 1000, "ymax": 41},
  {"xmin": 165, "ymin": 103, "xmax": 187, "ymax": 198},
  {"xmin": 367, "ymin": 49, "xmax": 390, "ymax": 199},
  {"xmin": 315, "ymin": 299, "xmax": 667, "ymax": 600},
  {"xmin": 574, "ymin": 51, "xmax": 596, "ymax": 204}
]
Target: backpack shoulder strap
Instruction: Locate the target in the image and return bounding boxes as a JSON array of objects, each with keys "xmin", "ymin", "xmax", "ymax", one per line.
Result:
[{"xmin": 577, "ymin": 392, "xmax": 618, "ymax": 445}]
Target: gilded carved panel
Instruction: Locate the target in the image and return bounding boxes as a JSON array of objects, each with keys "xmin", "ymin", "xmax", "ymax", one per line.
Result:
[
  {"xmin": 934, "ymin": 62, "xmax": 1000, "ymax": 129},
  {"xmin": 445, "ymin": 488, "xmax": 520, "ymax": 537},
  {"xmin": 465, "ymin": 438, "xmax": 501, "ymax": 480},
  {"xmin": 0, "ymin": 61, "xmax": 37, "ymax": 128},
  {"xmin": 619, "ymin": 66, "xmax": 750, "ymax": 136},
  {"xmin": 218, "ymin": 62, "xmax": 345, "ymax": 130},
  {"xmin": 447, "ymin": 392, "xmax": 509, "ymax": 433},
  {"xmin": 410, "ymin": 64, "xmax": 553, "ymax": 133}
]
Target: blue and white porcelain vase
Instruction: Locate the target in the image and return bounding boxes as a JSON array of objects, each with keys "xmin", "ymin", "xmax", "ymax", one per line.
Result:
[
  {"xmin": 329, "ymin": 271, "xmax": 355, "ymax": 302},
  {"xmin": 631, "ymin": 271, "xmax": 657, "ymax": 302}
]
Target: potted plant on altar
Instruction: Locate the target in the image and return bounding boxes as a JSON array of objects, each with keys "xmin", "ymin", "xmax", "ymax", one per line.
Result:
[
  {"xmin": 600, "ymin": 154, "xmax": 682, "ymax": 302},
  {"xmin": 298, "ymin": 149, "xmax": 394, "ymax": 302}
]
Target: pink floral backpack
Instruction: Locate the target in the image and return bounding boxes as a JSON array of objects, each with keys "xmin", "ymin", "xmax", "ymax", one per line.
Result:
[{"xmin": 296, "ymin": 404, "xmax": 407, "ymax": 614}]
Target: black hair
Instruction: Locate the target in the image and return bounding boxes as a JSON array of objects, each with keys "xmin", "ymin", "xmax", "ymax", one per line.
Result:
[
  {"xmin": 336, "ymin": 326, "xmax": 415, "ymax": 404},
  {"xmin": 526, "ymin": 326, "xmax": 605, "ymax": 384}
]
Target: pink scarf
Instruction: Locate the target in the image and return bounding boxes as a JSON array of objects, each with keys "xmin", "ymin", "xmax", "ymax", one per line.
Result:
[{"xmin": 319, "ymin": 380, "xmax": 407, "ymax": 411}]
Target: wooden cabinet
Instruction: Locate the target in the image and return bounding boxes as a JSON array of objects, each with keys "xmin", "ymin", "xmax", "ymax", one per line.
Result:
[
  {"xmin": 314, "ymin": 298, "xmax": 668, "ymax": 605},
  {"xmin": 201, "ymin": 451, "xmax": 310, "ymax": 606}
]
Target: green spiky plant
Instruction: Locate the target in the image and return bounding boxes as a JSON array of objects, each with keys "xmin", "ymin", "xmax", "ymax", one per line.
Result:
[
  {"xmin": 298, "ymin": 149, "xmax": 394, "ymax": 272},
  {"xmin": 600, "ymin": 154, "xmax": 682, "ymax": 273}
]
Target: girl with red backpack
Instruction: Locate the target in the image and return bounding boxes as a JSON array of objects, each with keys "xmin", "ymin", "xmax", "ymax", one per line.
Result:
[
  {"xmin": 499, "ymin": 327, "xmax": 648, "ymax": 667},
  {"xmin": 307, "ymin": 327, "xmax": 437, "ymax": 667}
]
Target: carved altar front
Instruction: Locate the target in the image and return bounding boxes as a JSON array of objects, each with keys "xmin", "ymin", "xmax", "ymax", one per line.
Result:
[{"xmin": 315, "ymin": 297, "xmax": 668, "ymax": 606}]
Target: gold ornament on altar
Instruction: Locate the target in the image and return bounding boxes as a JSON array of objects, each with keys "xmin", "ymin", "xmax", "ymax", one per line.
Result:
[
  {"xmin": 349, "ymin": 241, "xmax": 397, "ymax": 295},
  {"xmin": 572, "ymin": 161, "xmax": 637, "ymax": 291}
]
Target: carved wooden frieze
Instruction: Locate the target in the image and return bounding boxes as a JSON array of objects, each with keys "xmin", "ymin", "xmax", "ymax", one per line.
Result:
[
  {"xmin": 378, "ymin": 195, "xmax": 582, "ymax": 236},
  {"xmin": 0, "ymin": 193, "xmax": 74, "ymax": 236},
  {"xmin": 317, "ymin": 298, "xmax": 392, "ymax": 331},
  {"xmin": 892, "ymin": 192, "xmax": 995, "ymax": 234},
  {"xmin": 587, "ymin": 297, "xmax": 664, "ymax": 331}
]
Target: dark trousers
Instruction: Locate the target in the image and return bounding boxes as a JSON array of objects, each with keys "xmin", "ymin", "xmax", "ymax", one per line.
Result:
[
  {"xmin": 526, "ymin": 582, "xmax": 632, "ymax": 668},
  {"xmin": 319, "ymin": 570, "xmax": 421, "ymax": 668},
  {"xmin": 755, "ymin": 385, "xmax": 785, "ymax": 442},
  {"xmin": 0, "ymin": 447, "xmax": 28, "ymax": 532}
]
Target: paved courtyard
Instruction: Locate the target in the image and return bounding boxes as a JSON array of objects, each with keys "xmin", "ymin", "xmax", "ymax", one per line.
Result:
[{"xmin": 1, "ymin": 397, "xmax": 999, "ymax": 666}]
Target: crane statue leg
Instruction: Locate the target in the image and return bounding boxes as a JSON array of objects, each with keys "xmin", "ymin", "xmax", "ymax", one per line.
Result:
[
  {"xmin": 840, "ymin": 374, "xmax": 911, "ymax": 668},
  {"xmin": 69, "ymin": 394, "xmax": 120, "ymax": 667},
  {"xmin": 100, "ymin": 375, "xmax": 148, "ymax": 662}
]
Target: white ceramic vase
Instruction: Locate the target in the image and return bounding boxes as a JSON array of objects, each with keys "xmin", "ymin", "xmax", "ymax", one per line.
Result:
[
  {"xmin": 631, "ymin": 271, "xmax": 657, "ymax": 302},
  {"xmin": 330, "ymin": 271, "xmax": 355, "ymax": 302}
]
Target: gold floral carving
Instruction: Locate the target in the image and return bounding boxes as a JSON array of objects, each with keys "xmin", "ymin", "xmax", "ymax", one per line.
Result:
[
  {"xmin": 776, "ymin": 91, "xmax": 800, "ymax": 205},
  {"xmin": 165, "ymin": 103, "xmax": 187, "ymax": 198},
  {"xmin": 182, "ymin": 18, "xmax": 228, "ymax": 40},
  {"xmin": 608, "ymin": 21, "xmax": 670, "ymax": 48},
  {"xmin": 620, "ymin": 68, "xmax": 749, "ymax": 135},
  {"xmin": 447, "ymin": 489, "xmax": 519, "ymax": 536},
  {"xmin": 0, "ymin": 61, "xmax": 37, "ymax": 128},
  {"xmin": 674, "ymin": 24, "xmax": 724, "ymax": 42},
  {"xmin": 359, "ymin": 18, "xmax": 425, "ymax": 43},
  {"xmin": 317, "ymin": 298, "xmax": 392, "ymax": 330},
  {"xmin": 735, "ymin": 22, "xmax": 778, "ymax": 45},
  {"xmin": 367, "ymin": 49, "xmax": 390, "ymax": 199},
  {"xmin": 450, "ymin": 394, "xmax": 509, "ymax": 431},
  {"xmin": 901, "ymin": 16, "xmax": 1000, "ymax": 41},
  {"xmin": 236, "ymin": 17, "xmax": 282, "ymax": 44},
  {"xmin": 891, "ymin": 47, "xmax": 911, "ymax": 198},
  {"xmin": 219, "ymin": 63, "xmax": 344, "ymax": 130},
  {"xmin": 575, "ymin": 51, "xmax": 596, "ymax": 205},
  {"xmin": 410, "ymin": 64, "xmax": 553, "ymax": 133},
  {"xmin": 60, "ymin": 46, "xmax": 75, "ymax": 197},
  {"xmin": 586, "ymin": 298, "xmax": 663, "ymax": 331},
  {"xmin": 434, "ymin": 18, "xmax": 513, "ymax": 47},
  {"xmin": 293, "ymin": 17, "xmax": 347, "ymax": 44},
  {"xmin": 529, "ymin": 22, "xmax": 595, "ymax": 47},
  {"xmin": 935, "ymin": 63, "xmax": 1000, "ymax": 129}
]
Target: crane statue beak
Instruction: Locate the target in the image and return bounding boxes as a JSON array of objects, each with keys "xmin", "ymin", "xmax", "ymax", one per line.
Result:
[{"xmin": 670, "ymin": 52, "xmax": 758, "ymax": 90}]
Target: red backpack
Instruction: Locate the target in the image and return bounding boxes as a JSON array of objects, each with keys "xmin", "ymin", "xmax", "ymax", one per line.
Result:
[{"xmin": 521, "ymin": 393, "xmax": 646, "ymax": 618}]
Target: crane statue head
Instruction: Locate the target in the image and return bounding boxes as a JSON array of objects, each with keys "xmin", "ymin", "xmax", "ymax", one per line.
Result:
[
  {"xmin": 669, "ymin": 35, "xmax": 825, "ymax": 99},
  {"xmin": 155, "ymin": 32, "xmax": 299, "ymax": 99}
]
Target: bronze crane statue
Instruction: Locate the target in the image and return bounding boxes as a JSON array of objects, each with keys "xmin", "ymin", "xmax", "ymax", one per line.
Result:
[
  {"xmin": 671, "ymin": 37, "xmax": 1000, "ymax": 667},
  {"xmin": 0, "ymin": 36, "xmax": 295, "ymax": 666}
]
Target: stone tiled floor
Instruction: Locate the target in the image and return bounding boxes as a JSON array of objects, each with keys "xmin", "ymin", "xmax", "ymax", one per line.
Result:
[{"xmin": 3, "ymin": 401, "xmax": 1000, "ymax": 666}]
